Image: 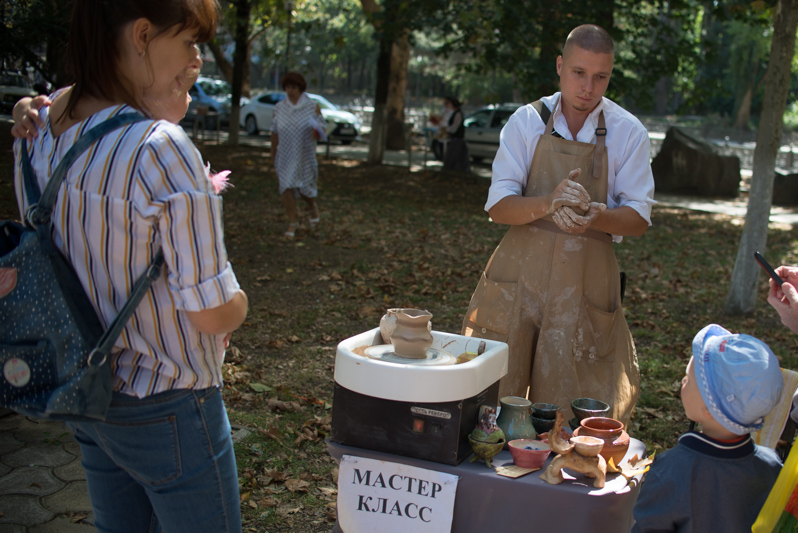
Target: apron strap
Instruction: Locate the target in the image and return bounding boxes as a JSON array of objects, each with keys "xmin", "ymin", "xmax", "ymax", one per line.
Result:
[
  {"xmin": 592, "ymin": 112, "xmax": 607, "ymax": 179},
  {"xmin": 538, "ymin": 97, "xmax": 606, "ymax": 180}
]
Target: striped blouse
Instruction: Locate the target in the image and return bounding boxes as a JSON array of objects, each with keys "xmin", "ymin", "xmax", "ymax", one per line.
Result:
[{"xmin": 13, "ymin": 104, "xmax": 240, "ymax": 398}]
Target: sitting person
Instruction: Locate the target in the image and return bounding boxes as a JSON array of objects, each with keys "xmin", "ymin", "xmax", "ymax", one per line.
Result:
[{"xmin": 632, "ymin": 323, "xmax": 784, "ymax": 533}]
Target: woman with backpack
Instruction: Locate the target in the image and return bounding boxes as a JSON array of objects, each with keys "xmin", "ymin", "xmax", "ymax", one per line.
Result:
[{"xmin": 11, "ymin": 0, "xmax": 247, "ymax": 531}]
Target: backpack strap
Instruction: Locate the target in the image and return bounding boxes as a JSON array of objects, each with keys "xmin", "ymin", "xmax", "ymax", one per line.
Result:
[{"xmin": 19, "ymin": 112, "xmax": 166, "ymax": 368}]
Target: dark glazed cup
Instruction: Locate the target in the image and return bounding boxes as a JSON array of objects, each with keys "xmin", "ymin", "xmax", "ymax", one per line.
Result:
[{"xmin": 531, "ymin": 402, "xmax": 559, "ymax": 420}]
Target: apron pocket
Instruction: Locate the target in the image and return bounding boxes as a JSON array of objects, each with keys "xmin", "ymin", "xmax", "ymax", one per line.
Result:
[
  {"xmin": 462, "ymin": 272, "xmax": 516, "ymax": 342},
  {"xmin": 574, "ymin": 299, "xmax": 619, "ymax": 362}
]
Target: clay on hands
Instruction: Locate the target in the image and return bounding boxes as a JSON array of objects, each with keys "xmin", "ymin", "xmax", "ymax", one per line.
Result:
[
  {"xmin": 552, "ymin": 202, "xmax": 607, "ymax": 233},
  {"xmin": 549, "ymin": 169, "xmax": 590, "ymax": 214}
]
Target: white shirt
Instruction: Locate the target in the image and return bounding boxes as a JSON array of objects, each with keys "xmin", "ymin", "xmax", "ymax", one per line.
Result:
[{"xmin": 486, "ymin": 93, "xmax": 656, "ymax": 241}]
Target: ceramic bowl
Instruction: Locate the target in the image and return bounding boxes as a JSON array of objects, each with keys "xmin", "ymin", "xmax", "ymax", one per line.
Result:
[
  {"xmin": 508, "ymin": 439, "xmax": 551, "ymax": 469},
  {"xmin": 531, "ymin": 415, "xmax": 555, "ymax": 435},
  {"xmin": 531, "ymin": 402, "xmax": 559, "ymax": 420},
  {"xmin": 571, "ymin": 397, "xmax": 611, "ymax": 421},
  {"xmin": 570, "ymin": 435, "xmax": 604, "ymax": 457},
  {"xmin": 468, "ymin": 435, "xmax": 505, "ymax": 468}
]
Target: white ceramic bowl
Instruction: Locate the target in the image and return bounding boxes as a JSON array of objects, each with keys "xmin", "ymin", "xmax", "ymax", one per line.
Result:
[{"xmin": 570, "ymin": 435, "xmax": 604, "ymax": 457}]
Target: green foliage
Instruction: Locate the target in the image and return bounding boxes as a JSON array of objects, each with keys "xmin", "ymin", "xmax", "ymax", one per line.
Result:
[{"xmin": 784, "ymin": 100, "xmax": 798, "ymax": 132}]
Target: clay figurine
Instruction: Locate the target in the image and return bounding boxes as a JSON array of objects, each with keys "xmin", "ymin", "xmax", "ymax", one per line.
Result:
[
  {"xmin": 468, "ymin": 405, "xmax": 505, "ymax": 468},
  {"xmin": 540, "ymin": 409, "xmax": 607, "ymax": 488}
]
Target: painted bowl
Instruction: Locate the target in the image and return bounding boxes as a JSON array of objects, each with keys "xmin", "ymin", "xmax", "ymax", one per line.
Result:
[
  {"xmin": 531, "ymin": 402, "xmax": 559, "ymax": 420},
  {"xmin": 531, "ymin": 415, "xmax": 555, "ymax": 435},
  {"xmin": 570, "ymin": 435, "xmax": 604, "ymax": 457},
  {"xmin": 571, "ymin": 397, "xmax": 611, "ymax": 421},
  {"xmin": 508, "ymin": 439, "xmax": 551, "ymax": 469}
]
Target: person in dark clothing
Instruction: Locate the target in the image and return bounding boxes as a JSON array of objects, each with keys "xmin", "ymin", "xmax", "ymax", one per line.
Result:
[{"xmin": 441, "ymin": 96, "xmax": 470, "ymax": 173}]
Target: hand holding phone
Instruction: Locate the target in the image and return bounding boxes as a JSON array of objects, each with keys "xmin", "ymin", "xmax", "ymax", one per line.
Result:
[{"xmin": 754, "ymin": 251, "xmax": 784, "ymax": 287}]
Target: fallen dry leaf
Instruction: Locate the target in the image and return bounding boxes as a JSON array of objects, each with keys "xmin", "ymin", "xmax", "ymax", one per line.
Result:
[{"xmin": 285, "ymin": 479, "xmax": 311, "ymax": 493}]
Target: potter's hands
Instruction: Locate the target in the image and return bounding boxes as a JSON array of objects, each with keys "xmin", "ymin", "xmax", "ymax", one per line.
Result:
[
  {"xmin": 11, "ymin": 95, "xmax": 51, "ymax": 140},
  {"xmin": 552, "ymin": 202, "xmax": 607, "ymax": 233},
  {"xmin": 768, "ymin": 265, "xmax": 798, "ymax": 335},
  {"xmin": 548, "ymin": 170, "xmax": 590, "ymax": 214}
]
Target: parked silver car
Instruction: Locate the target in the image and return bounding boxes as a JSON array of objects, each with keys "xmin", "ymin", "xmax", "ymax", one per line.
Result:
[
  {"xmin": 464, "ymin": 103, "xmax": 523, "ymax": 162},
  {"xmin": 186, "ymin": 77, "xmax": 249, "ymax": 126},
  {"xmin": 240, "ymin": 91, "xmax": 361, "ymax": 144}
]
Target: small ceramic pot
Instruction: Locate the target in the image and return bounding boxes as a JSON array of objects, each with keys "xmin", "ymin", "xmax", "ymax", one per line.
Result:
[
  {"xmin": 508, "ymin": 439, "xmax": 551, "ymax": 469},
  {"xmin": 531, "ymin": 402, "xmax": 559, "ymax": 420},
  {"xmin": 496, "ymin": 396, "xmax": 536, "ymax": 448},
  {"xmin": 573, "ymin": 417, "xmax": 631, "ymax": 466},
  {"xmin": 571, "ymin": 397, "xmax": 611, "ymax": 422},
  {"xmin": 386, "ymin": 308, "xmax": 433, "ymax": 359},
  {"xmin": 531, "ymin": 415, "xmax": 555, "ymax": 435},
  {"xmin": 468, "ymin": 435, "xmax": 505, "ymax": 468},
  {"xmin": 379, "ymin": 308, "xmax": 401, "ymax": 344}
]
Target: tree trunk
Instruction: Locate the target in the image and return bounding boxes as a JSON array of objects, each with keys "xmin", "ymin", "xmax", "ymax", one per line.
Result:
[
  {"xmin": 228, "ymin": 0, "xmax": 252, "ymax": 146},
  {"xmin": 386, "ymin": 32, "xmax": 410, "ymax": 150},
  {"xmin": 207, "ymin": 39, "xmax": 252, "ymax": 98},
  {"xmin": 368, "ymin": 37, "xmax": 391, "ymax": 164},
  {"xmin": 724, "ymin": 0, "xmax": 798, "ymax": 315}
]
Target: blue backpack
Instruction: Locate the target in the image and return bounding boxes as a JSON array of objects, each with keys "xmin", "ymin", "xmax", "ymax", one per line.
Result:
[{"xmin": 0, "ymin": 113, "xmax": 163, "ymax": 420}]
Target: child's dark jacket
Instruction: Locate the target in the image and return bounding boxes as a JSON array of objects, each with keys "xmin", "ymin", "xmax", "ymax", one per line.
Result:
[{"xmin": 631, "ymin": 431, "xmax": 781, "ymax": 533}]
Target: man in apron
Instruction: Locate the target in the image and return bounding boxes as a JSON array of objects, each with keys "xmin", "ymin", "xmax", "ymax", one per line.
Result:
[{"xmin": 461, "ymin": 24, "xmax": 655, "ymax": 425}]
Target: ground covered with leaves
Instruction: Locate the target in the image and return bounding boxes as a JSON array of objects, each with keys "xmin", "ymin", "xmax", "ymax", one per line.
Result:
[{"xmin": 3, "ymin": 133, "xmax": 797, "ymax": 532}]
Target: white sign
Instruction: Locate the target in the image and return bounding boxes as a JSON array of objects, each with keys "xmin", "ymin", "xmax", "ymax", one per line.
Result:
[{"xmin": 337, "ymin": 455, "xmax": 459, "ymax": 533}]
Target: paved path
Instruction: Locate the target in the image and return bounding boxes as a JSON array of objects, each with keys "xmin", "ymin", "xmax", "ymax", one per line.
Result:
[{"xmin": 0, "ymin": 410, "xmax": 94, "ymax": 532}]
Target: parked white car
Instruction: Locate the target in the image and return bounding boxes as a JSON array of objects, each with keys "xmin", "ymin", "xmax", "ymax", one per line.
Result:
[
  {"xmin": 240, "ymin": 91, "xmax": 361, "ymax": 144},
  {"xmin": 464, "ymin": 103, "xmax": 523, "ymax": 162},
  {"xmin": 0, "ymin": 71, "xmax": 38, "ymax": 114}
]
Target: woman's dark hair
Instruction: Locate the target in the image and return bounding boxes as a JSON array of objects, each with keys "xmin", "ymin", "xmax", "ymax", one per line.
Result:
[
  {"xmin": 281, "ymin": 72, "xmax": 307, "ymax": 93},
  {"xmin": 64, "ymin": 0, "xmax": 220, "ymax": 120},
  {"xmin": 444, "ymin": 96, "xmax": 462, "ymax": 108}
]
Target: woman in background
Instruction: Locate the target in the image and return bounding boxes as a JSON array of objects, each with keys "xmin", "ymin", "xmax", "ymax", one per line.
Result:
[
  {"xmin": 12, "ymin": 0, "xmax": 247, "ymax": 530},
  {"xmin": 441, "ymin": 96, "xmax": 471, "ymax": 174},
  {"xmin": 270, "ymin": 71, "xmax": 323, "ymax": 238}
]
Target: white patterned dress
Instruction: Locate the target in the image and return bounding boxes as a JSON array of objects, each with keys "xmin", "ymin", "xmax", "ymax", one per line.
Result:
[{"xmin": 271, "ymin": 93, "xmax": 320, "ymax": 197}]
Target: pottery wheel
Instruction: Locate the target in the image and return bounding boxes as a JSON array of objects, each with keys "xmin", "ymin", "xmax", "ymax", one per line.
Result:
[{"xmin": 363, "ymin": 345, "xmax": 457, "ymax": 366}]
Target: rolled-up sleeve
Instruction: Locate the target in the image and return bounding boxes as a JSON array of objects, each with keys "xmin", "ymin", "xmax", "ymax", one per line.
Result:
[
  {"xmin": 485, "ymin": 107, "xmax": 543, "ymax": 212},
  {"xmin": 137, "ymin": 129, "xmax": 240, "ymax": 312},
  {"xmin": 610, "ymin": 124, "xmax": 656, "ymax": 226}
]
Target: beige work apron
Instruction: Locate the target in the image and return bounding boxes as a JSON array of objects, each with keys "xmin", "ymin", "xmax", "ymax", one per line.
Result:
[{"xmin": 461, "ymin": 103, "xmax": 640, "ymax": 425}]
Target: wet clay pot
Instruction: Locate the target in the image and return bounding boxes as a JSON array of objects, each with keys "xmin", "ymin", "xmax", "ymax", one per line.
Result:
[
  {"xmin": 385, "ymin": 308, "xmax": 433, "ymax": 359},
  {"xmin": 573, "ymin": 417, "xmax": 630, "ymax": 466},
  {"xmin": 496, "ymin": 396, "xmax": 536, "ymax": 448}
]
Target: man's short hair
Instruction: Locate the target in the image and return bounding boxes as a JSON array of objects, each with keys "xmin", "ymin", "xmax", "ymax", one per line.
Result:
[{"xmin": 563, "ymin": 24, "xmax": 614, "ymax": 57}]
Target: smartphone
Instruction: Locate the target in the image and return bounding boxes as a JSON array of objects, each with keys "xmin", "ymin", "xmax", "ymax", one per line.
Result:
[{"xmin": 754, "ymin": 251, "xmax": 784, "ymax": 287}]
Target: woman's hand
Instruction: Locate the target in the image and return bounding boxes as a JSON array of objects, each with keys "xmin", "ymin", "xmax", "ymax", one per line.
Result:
[
  {"xmin": 11, "ymin": 95, "xmax": 51, "ymax": 140},
  {"xmin": 768, "ymin": 265, "xmax": 798, "ymax": 334}
]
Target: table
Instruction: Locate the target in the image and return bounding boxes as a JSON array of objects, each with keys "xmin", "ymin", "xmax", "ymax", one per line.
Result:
[{"xmin": 328, "ymin": 438, "xmax": 646, "ymax": 533}]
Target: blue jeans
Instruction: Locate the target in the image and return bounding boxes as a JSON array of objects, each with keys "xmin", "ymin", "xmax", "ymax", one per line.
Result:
[{"xmin": 68, "ymin": 387, "xmax": 241, "ymax": 533}]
